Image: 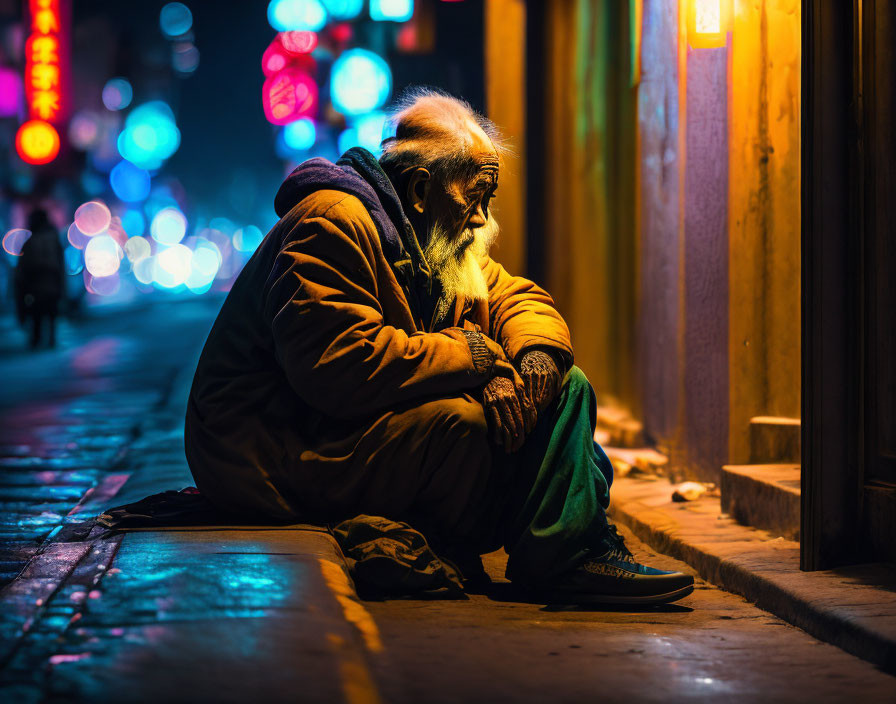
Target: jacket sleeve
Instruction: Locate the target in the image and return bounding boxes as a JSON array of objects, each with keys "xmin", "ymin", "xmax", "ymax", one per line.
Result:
[
  {"xmin": 263, "ymin": 197, "xmax": 498, "ymax": 419},
  {"xmin": 480, "ymin": 255, "xmax": 574, "ymax": 371}
]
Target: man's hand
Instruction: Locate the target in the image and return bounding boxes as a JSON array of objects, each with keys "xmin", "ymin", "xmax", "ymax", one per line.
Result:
[
  {"xmin": 483, "ymin": 360, "xmax": 536, "ymax": 453},
  {"xmin": 518, "ymin": 349, "xmax": 562, "ymax": 412}
]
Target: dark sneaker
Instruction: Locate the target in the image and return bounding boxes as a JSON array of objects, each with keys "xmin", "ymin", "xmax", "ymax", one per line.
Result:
[{"xmin": 539, "ymin": 525, "xmax": 695, "ymax": 605}]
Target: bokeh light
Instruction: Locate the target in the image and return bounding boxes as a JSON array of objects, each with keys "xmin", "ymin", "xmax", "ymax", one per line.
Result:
[
  {"xmin": 354, "ymin": 111, "xmax": 387, "ymax": 154},
  {"xmin": 134, "ymin": 256, "xmax": 155, "ymax": 285},
  {"xmin": 102, "ymin": 78, "xmax": 133, "ymax": 111},
  {"xmin": 233, "ymin": 225, "xmax": 263, "ymax": 252},
  {"xmin": 268, "ymin": 0, "xmax": 327, "ymax": 32},
  {"xmin": 67, "ymin": 222, "xmax": 91, "ymax": 249},
  {"xmin": 118, "ymin": 101, "xmax": 181, "ymax": 170},
  {"xmin": 160, "ymin": 2, "xmax": 193, "ymax": 38},
  {"xmin": 2, "ymin": 229, "xmax": 32, "ymax": 256},
  {"xmin": 173, "ymin": 43, "xmax": 200, "ymax": 74},
  {"xmin": 69, "ymin": 110, "xmax": 103, "ymax": 150},
  {"xmin": 110, "ymin": 160, "xmax": 152, "ymax": 203},
  {"xmin": 262, "ymin": 37, "xmax": 289, "ymax": 76},
  {"xmin": 370, "ymin": 0, "xmax": 414, "ymax": 22},
  {"xmin": 74, "ymin": 201, "xmax": 112, "ymax": 236},
  {"xmin": 263, "ymin": 69, "xmax": 318, "ymax": 125},
  {"xmin": 186, "ymin": 241, "xmax": 221, "ymax": 292},
  {"xmin": 330, "ymin": 49, "xmax": 392, "ymax": 116},
  {"xmin": 85, "ymin": 271, "xmax": 121, "ymax": 296},
  {"xmin": 124, "ymin": 236, "xmax": 152, "ymax": 263},
  {"xmin": 121, "ymin": 209, "xmax": 146, "ymax": 237},
  {"xmin": 283, "ymin": 118, "xmax": 317, "ymax": 150},
  {"xmin": 84, "ymin": 234, "xmax": 123, "ymax": 277},
  {"xmin": 150, "ymin": 207, "xmax": 187, "ymax": 246},
  {"xmin": 64, "ymin": 246, "xmax": 84, "ymax": 275},
  {"xmin": 322, "ymin": 0, "xmax": 362, "ymax": 20},
  {"xmin": 280, "ymin": 31, "xmax": 318, "ymax": 54},
  {"xmin": 15, "ymin": 120, "xmax": 61, "ymax": 165},
  {"xmin": 153, "ymin": 244, "xmax": 192, "ymax": 287}
]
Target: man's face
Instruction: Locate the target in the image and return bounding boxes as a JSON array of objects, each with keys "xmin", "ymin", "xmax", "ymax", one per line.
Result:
[
  {"xmin": 422, "ymin": 134, "xmax": 501, "ymax": 318},
  {"xmin": 429, "ymin": 130, "xmax": 500, "ymax": 259}
]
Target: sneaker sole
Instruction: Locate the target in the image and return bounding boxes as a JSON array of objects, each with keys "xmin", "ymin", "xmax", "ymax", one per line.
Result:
[{"xmin": 540, "ymin": 583, "xmax": 695, "ymax": 606}]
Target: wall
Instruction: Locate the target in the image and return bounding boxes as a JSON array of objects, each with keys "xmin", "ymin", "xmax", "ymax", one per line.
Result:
[
  {"xmin": 484, "ymin": 0, "xmax": 527, "ymax": 277},
  {"xmin": 637, "ymin": 0, "xmax": 685, "ymax": 459},
  {"xmin": 485, "ymin": 0, "xmax": 801, "ymax": 483},
  {"xmin": 540, "ymin": 0, "xmax": 639, "ymax": 405},
  {"xmin": 728, "ymin": 0, "xmax": 801, "ymax": 463}
]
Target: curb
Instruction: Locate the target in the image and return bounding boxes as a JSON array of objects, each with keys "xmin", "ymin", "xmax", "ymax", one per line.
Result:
[{"xmin": 608, "ymin": 477, "xmax": 896, "ymax": 674}]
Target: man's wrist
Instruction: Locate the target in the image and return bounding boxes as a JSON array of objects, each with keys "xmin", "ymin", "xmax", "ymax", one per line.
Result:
[
  {"xmin": 461, "ymin": 329, "xmax": 497, "ymax": 375},
  {"xmin": 517, "ymin": 346, "xmax": 566, "ymax": 376}
]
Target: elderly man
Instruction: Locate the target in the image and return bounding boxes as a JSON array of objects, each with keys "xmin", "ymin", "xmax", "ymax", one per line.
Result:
[{"xmin": 185, "ymin": 91, "xmax": 693, "ymax": 605}]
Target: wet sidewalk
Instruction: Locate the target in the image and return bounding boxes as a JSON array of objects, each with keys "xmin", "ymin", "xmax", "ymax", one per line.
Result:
[{"xmin": 0, "ymin": 300, "xmax": 376, "ymax": 703}]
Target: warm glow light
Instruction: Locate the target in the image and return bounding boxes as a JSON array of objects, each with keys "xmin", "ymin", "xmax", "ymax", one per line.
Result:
[
  {"xmin": 15, "ymin": 119, "xmax": 60, "ymax": 164},
  {"xmin": 23, "ymin": 0, "xmax": 66, "ymax": 165},
  {"xmin": 688, "ymin": 0, "xmax": 730, "ymax": 49}
]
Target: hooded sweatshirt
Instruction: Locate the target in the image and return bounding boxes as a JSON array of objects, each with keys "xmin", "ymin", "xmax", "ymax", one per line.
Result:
[{"xmin": 184, "ymin": 148, "xmax": 572, "ymax": 519}]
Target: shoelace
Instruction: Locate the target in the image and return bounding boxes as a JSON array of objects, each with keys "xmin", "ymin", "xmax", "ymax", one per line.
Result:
[{"xmin": 604, "ymin": 525, "xmax": 636, "ymax": 563}]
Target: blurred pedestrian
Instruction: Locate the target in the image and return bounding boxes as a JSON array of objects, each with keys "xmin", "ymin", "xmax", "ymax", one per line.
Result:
[{"xmin": 14, "ymin": 208, "xmax": 64, "ymax": 349}]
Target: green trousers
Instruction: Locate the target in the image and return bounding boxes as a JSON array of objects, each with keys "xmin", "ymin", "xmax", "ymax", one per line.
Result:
[{"xmin": 473, "ymin": 365, "xmax": 613, "ymax": 583}]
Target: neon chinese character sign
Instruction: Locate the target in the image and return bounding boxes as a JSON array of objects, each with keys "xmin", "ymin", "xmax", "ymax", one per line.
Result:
[{"xmin": 16, "ymin": 0, "xmax": 69, "ymax": 165}]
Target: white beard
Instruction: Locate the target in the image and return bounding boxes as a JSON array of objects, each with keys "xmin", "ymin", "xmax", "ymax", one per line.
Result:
[{"xmin": 423, "ymin": 216, "xmax": 499, "ymax": 323}]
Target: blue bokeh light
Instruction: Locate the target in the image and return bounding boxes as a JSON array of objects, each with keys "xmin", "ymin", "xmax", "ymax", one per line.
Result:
[
  {"xmin": 268, "ymin": 0, "xmax": 327, "ymax": 32},
  {"xmin": 102, "ymin": 78, "xmax": 133, "ymax": 111},
  {"xmin": 330, "ymin": 49, "xmax": 392, "ymax": 117},
  {"xmin": 150, "ymin": 207, "xmax": 187, "ymax": 246},
  {"xmin": 370, "ymin": 0, "xmax": 414, "ymax": 22},
  {"xmin": 322, "ymin": 0, "xmax": 363, "ymax": 20},
  {"xmin": 233, "ymin": 226, "xmax": 263, "ymax": 253},
  {"xmin": 283, "ymin": 118, "xmax": 317, "ymax": 151},
  {"xmin": 117, "ymin": 101, "xmax": 181, "ymax": 170},
  {"xmin": 353, "ymin": 112, "xmax": 388, "ymax": 155},
  {"xmin": 160, "ymin": 3, "xmax": 193, "ymax": 38},
  {"xmin": 110, "ymin": 160, "xmax": 151, "ymax": 203},
  {"xmin": 121, "ymin": 209, "xmax": 146, "ymax": 237}
]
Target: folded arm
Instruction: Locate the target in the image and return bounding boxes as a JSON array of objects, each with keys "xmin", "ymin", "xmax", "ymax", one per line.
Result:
[{"xmin": 480, "ymin": 255, "xmax": 573, "ymax": 373}]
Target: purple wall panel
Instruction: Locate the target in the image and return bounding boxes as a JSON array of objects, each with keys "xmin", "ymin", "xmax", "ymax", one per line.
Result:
[
  {"xmin": 637, "ymin": 0, "xmax": 681, "ymax": 450},
  {"xmin": 683, "ymin": 46, "xmax": 729, "ymax": 480}
]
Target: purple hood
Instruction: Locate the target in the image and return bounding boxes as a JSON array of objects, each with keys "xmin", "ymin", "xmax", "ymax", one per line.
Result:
[{"xmin": 274, "ymin": 147, "xmax": 432, "ymax": 289}]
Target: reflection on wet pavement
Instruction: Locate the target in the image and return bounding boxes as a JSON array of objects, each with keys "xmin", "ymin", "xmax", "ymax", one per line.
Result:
[{"xmin": 0, "ymin": 301, "xmax": 219, "ymax": 586}]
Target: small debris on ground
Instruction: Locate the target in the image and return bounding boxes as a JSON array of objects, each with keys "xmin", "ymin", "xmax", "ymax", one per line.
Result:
[{"xmin": 672, "ymin": 482, "xmax": 709, "ymax": 502}]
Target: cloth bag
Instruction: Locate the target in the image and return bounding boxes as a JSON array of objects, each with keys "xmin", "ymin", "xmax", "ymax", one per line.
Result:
[{"xmin": 332, "ymin": 514, "xmax": 465, "ymax": 598}]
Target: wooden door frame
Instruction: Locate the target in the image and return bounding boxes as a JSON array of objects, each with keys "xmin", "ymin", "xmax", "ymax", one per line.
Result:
[{"xmin": 800, "ymin": 0, "xmax": 864, "ymax": 571}]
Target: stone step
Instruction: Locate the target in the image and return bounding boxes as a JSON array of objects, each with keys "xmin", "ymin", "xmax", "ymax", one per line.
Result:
[
  {"xmin": 750, "ymin": 416, "xmax": 801, "ymax": 463},
  {"xmin": 720, "ymin": 464, "xmax": 801, "ymax": 539}
]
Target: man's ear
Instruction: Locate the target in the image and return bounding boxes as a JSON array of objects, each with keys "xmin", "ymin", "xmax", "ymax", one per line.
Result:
[{"xmin": 407, "ymin": 168, "xmax": 431, "ymax": 215}]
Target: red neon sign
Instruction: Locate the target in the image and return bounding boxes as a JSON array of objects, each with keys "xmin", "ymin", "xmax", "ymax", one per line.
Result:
[
  {"xmin": 261, "ymin": 32, "xmax": 318, "ymax": 127},
  {"xmin": 17, "ymin": 0, "xmax": 68, "ymax": 165}
]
